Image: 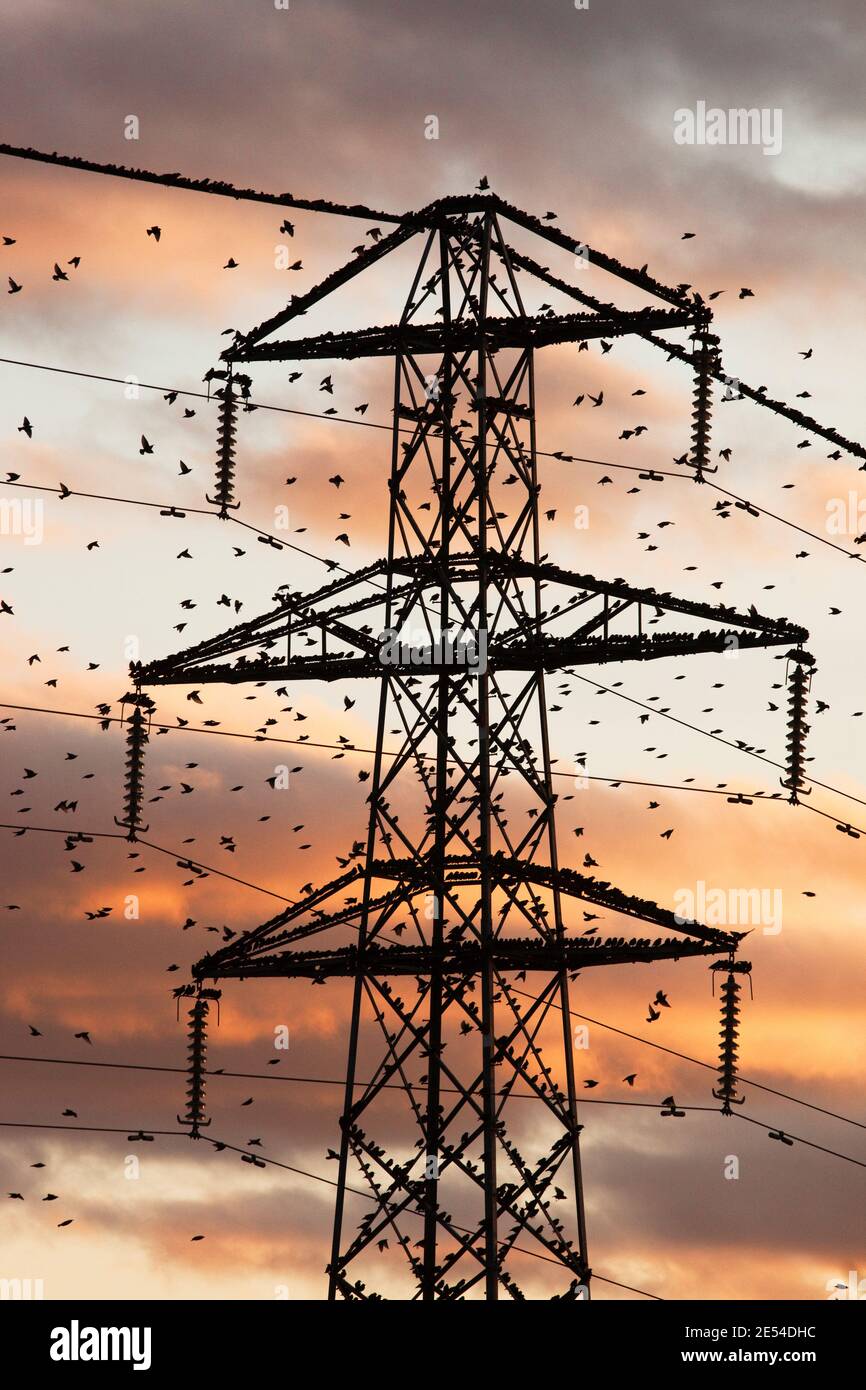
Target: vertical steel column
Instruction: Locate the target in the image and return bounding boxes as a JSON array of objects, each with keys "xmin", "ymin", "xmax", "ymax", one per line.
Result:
[{"xmin": 474, "ymin": 211, "xmax": 500, "ymax": 1299}]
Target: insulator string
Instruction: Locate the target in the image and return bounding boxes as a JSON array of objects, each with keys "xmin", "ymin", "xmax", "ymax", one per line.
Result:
[
  {"xmin": 711, "ymin": 961, "xmax": 751, "ymax": 1115},
  {"xmin": 113, "ymin": 690, "xmax": 155, "ymax": 841},
  {"xmin": 177, "ymin": 989, "xmax": 220, "ymax": 1138},
  {"xmin": 206, "ymin": 369, "xmax": 251, "ymax": 518},
  {"xmin": 689, "ymin": 332, "xmax": 720, "ymax": 481},
  {"xmin": 781, "ymin": 649, "xmax": 815, "ymax": 805}
]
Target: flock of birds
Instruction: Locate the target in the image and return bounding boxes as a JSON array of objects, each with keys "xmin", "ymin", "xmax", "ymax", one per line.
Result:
[{"xmin": 0, "ymin": 192, "xmax": 852, "ymax": 1256}]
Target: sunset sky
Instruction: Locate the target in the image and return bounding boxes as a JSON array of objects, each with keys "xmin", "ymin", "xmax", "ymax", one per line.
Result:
[{"xmin": 1, "ymin": 0, "xmax": 865, "ymax": 1302}]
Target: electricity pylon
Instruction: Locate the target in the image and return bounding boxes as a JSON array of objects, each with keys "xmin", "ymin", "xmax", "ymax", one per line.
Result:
[{"xmin": 131, "ymin": 196, "xmax": 811, "ymax": 1299}]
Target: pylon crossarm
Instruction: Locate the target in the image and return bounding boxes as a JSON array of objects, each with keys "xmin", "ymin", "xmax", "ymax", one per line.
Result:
[
  {"xmin": 491, "ymin": 196, "xmax": 694, "ymax": 309},
  {"xmin": 191, "ymin": 935, "xmax": 732, "ymax": 982},
  {"xmin": 191, "ymin": 877, "xmax": 409, "ymax": 977},
  {"xmin": 190, "ymin": 847, "xmax": 737, "ymax": 980},
  {"xmin": 231, "ymin": 306, "xmax": 698, "ymax": 364},
  {"xmin": 136, "ymin": 548, "xmax": 808, "ymax": 686},
  {"xmin": 481, "ymin": 223, "xmax": 866, "ymax": 462},
  {"xmin": 495, "ymin": 625, "xmax": 802, "ymax": 670},
  {"xmin": 502, "ymin": 556, "xmax": 808, "ymax": 636},
  {"xmin": 234, "ymin": 220, "xmax": 421, "ymax": 351}
]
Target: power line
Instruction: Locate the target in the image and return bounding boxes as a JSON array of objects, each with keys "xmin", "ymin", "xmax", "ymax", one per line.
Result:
[
  {"xmin": 570, "ymin": 672, "xmax": 866, "ymax": 814},
  {"xmin": 5, "ymin": 810, "xmax": 864, "ymax": 1152},
  {"xmin": 193, "ymin": 1135, "xmax": 661, "ymax": 1295},
  {"xmin": 562, "ymin": 1009, "xmax": 866, "ymax": 1132},
  {"xmin": 706, "ymin": 480, "xmax": 865, "ymax": 563},
  {"xmin": 3, "ymin": 467, "xmax": 865, "ymax": 820},
  {"xmin": 2, "ymin": 1045, "xmax": 863, "ymax": 1132},
  {"xmin": 0, "ymin": 356, "xmax": 398, "ymax": 434},
  {"xmin": 0, "ymin": 1119, "xmax": 181, "ymax": 1137},
  {"xmin": 0, "ymin": 143, "xmax": 403, "ymax": 224},
  {"xmin": 0, "ymin": 699, "xmax": 778, "ymax": 801},
  {"xmin": 0, "ymin": 820, "xmax": 298, "ymax": 904},
  {"xmin": 4, "ymin": 171, "xmax": 861, "ymax": 1295},
  {"xmin": 0, "ymin": 353, "xmax": 687, "ymax": 481},
  {"xmin": 0, "ymin": 1112, "xmax": 660, "ymax": 1297},
  {"xmin": 0, "ymin": 477, "xmax": 359, "ymax": 579},
  {"xmin": 729, "ymin": 1112, "xmax": 866, "ymax": 1169},
  {"xmin": 3, "ymin": 353, "xmax": 865, "ymax": 554}
]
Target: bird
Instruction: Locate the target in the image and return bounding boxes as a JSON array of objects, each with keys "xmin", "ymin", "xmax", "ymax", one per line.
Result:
[
  {"xmin": 17, "ymin": 418, "xmax": 32, "ymax": 438},
  {"xmin": 73, "ymin": 1031, "xmax": 92, "ymax": 1044},
  {"xmin": 622, "ymin": 1074, "xmax": 637, "ymax": 1086},
  {"xmin": 646, "ymin": 1004, "xmax": 660, "ymax": 1022},
  {"xmin": 738, "ymin": 287, "xmax": 754, "ymax": 299},
  {"xmin": 7, "ymin": 277, "xmax": 22, "ymax": 294},
  {"xmin": 139, "ymin": 436, "xmax": 153, "ymax": 456},
  {"xmin": 51, "ymin": 263, "xmax": 69, "ymax": 282},
  {"xmin": 146, "ymin": 226, "xmax": 161, "ymax": 242}
]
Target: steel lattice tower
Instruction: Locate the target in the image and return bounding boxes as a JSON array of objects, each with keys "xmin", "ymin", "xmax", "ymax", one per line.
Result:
[{"xmin": 132, "ymin": 196, "xmax": 811, "ymax": 1300}]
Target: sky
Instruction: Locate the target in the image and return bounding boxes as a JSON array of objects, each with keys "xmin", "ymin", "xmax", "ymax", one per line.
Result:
[{"xmin": 0, "ymin": 0, "xmax": 865, "ymax": 1302}]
